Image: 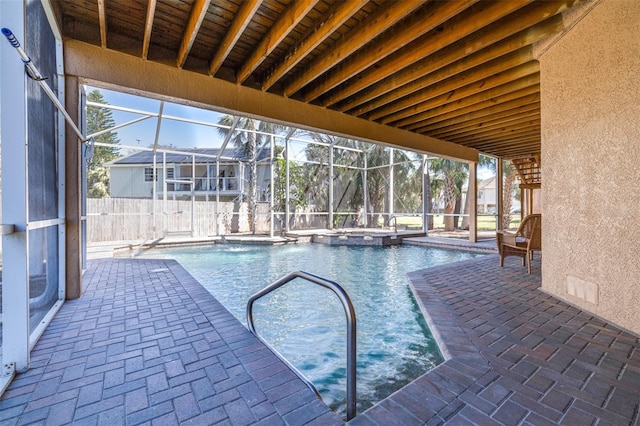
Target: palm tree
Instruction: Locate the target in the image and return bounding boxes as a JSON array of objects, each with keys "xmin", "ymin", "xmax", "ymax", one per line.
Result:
[
  {"xmin": 303, "ymin": 133, "xmax": 361, "ymax": 227},
  {"xmin": 500, "ymin": 161, "xmax": 518, "ymax": 228},
  {"xmin": 430, "ymin": 158, "xmax": 468, "ymax": 231},
  {"xmin": 363, "ymin": 144, "xmax": 388, "ymax": 227},
  {"xmin": 392, "ymin": 150, "xmax": 423, "ymax": 215},
  {"xmin": 216, "ymin": 116, "xmax": 283, "ymax": 233},
  {"xmin": 478, "ymin": 155, "xmax": 518, "ymax": 229}
]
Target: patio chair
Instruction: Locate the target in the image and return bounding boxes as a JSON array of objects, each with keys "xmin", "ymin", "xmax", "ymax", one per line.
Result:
[{"xmin": 496, "ymin": 213, "xmax": 541, "ymax": 274}]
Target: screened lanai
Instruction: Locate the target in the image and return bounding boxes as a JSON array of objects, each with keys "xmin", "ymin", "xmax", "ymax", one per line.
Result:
[
  {"xmin": 83, "ymin": 87, "xmax": 510, "ymax": 247},
  {"xmin": 2, "ymin": 0, "xmax": 638, "ymax": 421}
]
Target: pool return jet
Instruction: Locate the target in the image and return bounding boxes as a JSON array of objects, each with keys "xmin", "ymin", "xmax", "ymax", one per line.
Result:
[{"xmin": 2, "ymin": 27, "xmax": 95, "ymax": 160}]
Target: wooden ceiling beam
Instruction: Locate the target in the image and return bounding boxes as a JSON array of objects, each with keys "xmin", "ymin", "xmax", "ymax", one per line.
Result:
[
  {"xmin": 177, "ymin": 0, "xmax": 211, "ymax": 69},
  {"xmin": 431, "ymin": 110, "xmax": 540, "ymax": 140},
  {"xmin": 141, "ymin": 0, "xmax": 157, "ymax": 60},
  {"xmin": 499, "ymin": 152, "xmax": 541, "ymax": 160},
  {"xmin": 379, "ymin": 60, "xmax": 539, "ymax": 125},
  {"xmin": 364, "ymin": 46, "xmax": 532, "ymax": 121},
  {"xmin": 333, "ymin": 1, "xmax": 572, "ymax": 112},
  {"xmin": 394, "ymin": 72, "xmax": 540, "ymax": 129},
  {"xmin": 413, "ymin": 89, "xmax": 540, "ymax": 133},
  {"xmin": 426, "ymin": 102, "xmax": 540, "ymax": 136},
  {"xmin": 97, "ymin": 0, "xmax": 107, "ymax": 48},
  {"xmin": 471, "ymin": 136, "xmax": 539, "ymax": 149},
  {"xmin": 476, "ymin": 146, "xmax": 540, "ymax": 159},
  {"xmin": 283, "ymin": 1, "xmax": 424, "ymax": 98},
  {"xmin": 481, "ymin": 145, "xmax": 541, "ymax": 160},
  {"xmin": 439, "ymin": 118, "xmax": 541, "ymax": 143},
  {"xmin": 261, "ymin": 0, "xmax": 366, "ymax": 91},
  {"xmin": 208, "ymin": 0, "xmax": 261, "ymax": 76},
  {"xmin": 326, "ymin": 0, "xmax": 533, "ymax": 109},
  {"xmin": 448, "ymin": 126, "xmax": 540, "ymax": 149},
  {"xmin": 456, "ymin": 130, "xmax": 540, "ymax": 147},
  {"xmin": 474, "ymin": 146, "xmax": 540, "ymax": 158},
  {"xmin": 338, "ymin": 15, "xmax": 551, "ymax": 115},
  {"xmin": 302, "ymin": 0, "xmax": 477, "ymax": 103},
  {"xmin": 236, "ymin": 0, "xmax": 320, "ymax": 84}
]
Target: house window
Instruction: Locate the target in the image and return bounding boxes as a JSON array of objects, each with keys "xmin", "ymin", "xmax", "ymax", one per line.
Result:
[
  {"xmin": 144, "ymin": 167, "xmax": 156, "ymax": 182},
  {"xmin": 145, "ymin": 167, "xmax": 174, "ymax": 181}
]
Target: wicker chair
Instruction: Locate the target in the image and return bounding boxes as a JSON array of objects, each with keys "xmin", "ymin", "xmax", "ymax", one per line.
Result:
[{"xmin": 496, "ymin": 214, "xmax": 541, "ymax": 274}]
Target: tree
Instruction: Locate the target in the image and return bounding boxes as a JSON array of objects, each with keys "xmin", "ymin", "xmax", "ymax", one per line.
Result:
[
  {"xmin": 392, "ymin": 150, "xmax": 423, "ymax": 215},
  {"xmin": 216, "ymin": 116, "xmax": 283, "ymax": 233},
  {"xmin": 302, "ymin": 133, "xmax": 357, "ymax": 227},
  {"xmin": 430, "ymin": 158, "xmax": 468, "ymax": 231},
  {"xmin": 478, "ymin": 155, "xmax": 518, "ymax": 229},
  {"xmin": 501, "ymin": 161, "xmax": 518, "ymax": 228},
  {"xmin": 357, "ymin": 144, "xmax": 386, "ymax": 227},
  {"xmin": 86, "ymin": 90, "xmax": 120, "ymax": 197},
  {"xmin": 272, "ymin": 146, "xmax": 306, "ymax": 213}
]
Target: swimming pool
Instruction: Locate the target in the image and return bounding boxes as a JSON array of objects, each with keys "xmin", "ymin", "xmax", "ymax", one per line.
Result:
[{"xmin": 156, "ymin": 243, "xmax": 481, "ymax": 416}]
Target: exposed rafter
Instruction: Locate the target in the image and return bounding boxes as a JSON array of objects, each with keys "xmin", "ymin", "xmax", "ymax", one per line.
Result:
[
  {"xmin": 381, "ymin": 61, "xmax": 540, "ymax": 125},
  {"xmin": 394, "ymin": 71, "xmax": 541, "ymax": 129},
  {"xmin": 177, "ymin": 0, "xmax": 210, "ymax": 69},
  {"xmin": 141, "ymin": 0, "xmax": 157, "ymax": 60},
  {"xmin": 283, "ymin": 0, "xmax": 424, "ymax": 98},
  {"xmin": 363, "ymin": 47, "xmax": 534, "ymax": 120},
  {"xmin": 236, "ymin": 0, "xmax": 320, "ymax": 84},
  {"xmin": 53, "ymin": 0, "xmax": 588, "ymax": 160},
  {"xmin": 409, "ymin": 85, "xmax": 540, "ymax": 132},
  {"xmin": 324, "ymin": 0, "xmax": 531, "ymax": 108},
  {"xmin": 97, "ymin": 0, "xmax": 107, "ymax": 48},
  {"xmin": 261, "ymin": 0, "xmax": 366, "ymax": 91},
  {"xmin": 302, "ymin": 0, "xmax": 477, "ymax": 103},
  {"xmin": 430, "ymin": 108, "xmax": 541, "ymax": 139},
  {"xmin": 208, "ymin": 0, "xmax": 262, "ymax": 76},
  {"xmin": 338, "ymin": 15, "xmax": 562, "ymax": 114}
]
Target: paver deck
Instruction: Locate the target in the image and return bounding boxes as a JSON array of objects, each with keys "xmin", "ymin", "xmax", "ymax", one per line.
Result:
[
  {"xmin": 356, "ymin": 255, "xmax": 640, "ymax": 425},
  {"xmin": 1, "ymin": 253, "xmax": 639, "ymax": 425},
  {"xmin": 0, "ymin": 258, "xmax": 342, "ymax": 425}
]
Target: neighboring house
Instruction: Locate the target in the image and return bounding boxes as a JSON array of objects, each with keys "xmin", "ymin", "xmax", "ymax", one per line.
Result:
[
  {"xmin": 477, "ymin": 176, "xmax": 496, "ymax": 214},
  {"xmin": 108, "ymin": 148, "xmax": 271, "ymax": 201},
  {"xmin": 461, "ymin": 176, "xmax": 520, "ymax": 215}
]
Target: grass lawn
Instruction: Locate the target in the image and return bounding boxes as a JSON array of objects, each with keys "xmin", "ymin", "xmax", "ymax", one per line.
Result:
[{"xmin": 396, "ymin": 214, "xmax": 522, "ymax": 231}]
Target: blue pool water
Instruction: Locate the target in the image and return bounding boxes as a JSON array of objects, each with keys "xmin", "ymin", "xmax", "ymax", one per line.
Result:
[{"xmin": 157, "ymin": 243, "xmax": 481, "ymax": 416}]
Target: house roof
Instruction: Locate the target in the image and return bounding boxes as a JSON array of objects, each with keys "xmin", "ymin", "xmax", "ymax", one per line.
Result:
[
  {"xmin": 478, "ymin": 176, "xmax": 496, "ymax": 190},
  {"xmin": 110, "ymin": 148, "xmax": 270, "ymax": 165},
  {"xmin": 52, "ymin": 0, "xmax": 587, "ymax": 160}
]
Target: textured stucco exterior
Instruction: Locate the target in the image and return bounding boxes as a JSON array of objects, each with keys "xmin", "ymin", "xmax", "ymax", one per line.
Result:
[{"xmin": 540, "ymin": 0, "xmax": 640, "ymax": 334}]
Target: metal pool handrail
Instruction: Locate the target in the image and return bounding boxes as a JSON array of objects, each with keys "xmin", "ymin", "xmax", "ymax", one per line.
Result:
[{"xmin": 246, "ymin": 270, "xmax": 357, "ymax": 420}]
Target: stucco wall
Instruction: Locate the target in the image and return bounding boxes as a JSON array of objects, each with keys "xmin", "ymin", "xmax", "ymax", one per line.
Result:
[{"xmin": 540, "ymin": 0, "xmax": 640, "ymax": 334}]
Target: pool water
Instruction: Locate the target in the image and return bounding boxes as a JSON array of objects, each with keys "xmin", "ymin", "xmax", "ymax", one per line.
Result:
[{"xmin": 157, "ymin": 243, "xmax": 481, "ymax": 416}]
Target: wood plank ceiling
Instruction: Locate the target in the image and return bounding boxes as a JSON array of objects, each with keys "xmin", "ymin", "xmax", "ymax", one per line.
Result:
[{"xmin": 52, "ymin": 0, "xmax": 583, "ymax": 161}]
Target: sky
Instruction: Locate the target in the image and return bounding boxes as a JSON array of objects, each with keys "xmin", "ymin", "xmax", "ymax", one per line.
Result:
[
  {"xmin": 88, "ymin": 85, "xmax": 494, "ymax": 178},
  {"xmin": 88, "ymin": 86, "xmax": 228, "ymax": 150}
]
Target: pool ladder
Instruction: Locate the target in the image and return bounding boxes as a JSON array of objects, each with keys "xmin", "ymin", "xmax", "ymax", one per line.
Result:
[{"xmin": 246, "ymin": 271, "xmax": 357, "ymax": 420}]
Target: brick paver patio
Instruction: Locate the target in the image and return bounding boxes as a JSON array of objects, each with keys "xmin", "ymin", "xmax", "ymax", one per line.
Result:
[
  {"xmin": 356, "ymin": 255, "xmax": 640, "ymax": 425},
  {"xmin": 0, "ymin": 258, "xmax": 342, "ymax": 425},
  {"xmin": 1, "ymin": 253, "xmax": 639, "ymax": 425}
]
